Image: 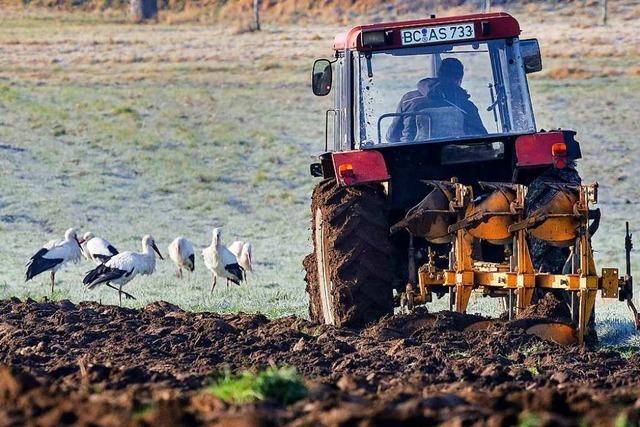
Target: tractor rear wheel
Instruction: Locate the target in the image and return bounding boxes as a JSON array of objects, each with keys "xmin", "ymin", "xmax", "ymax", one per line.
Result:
[{"xmin": 303, "ymin": 179, "xmax": 394, "ymax": 327}]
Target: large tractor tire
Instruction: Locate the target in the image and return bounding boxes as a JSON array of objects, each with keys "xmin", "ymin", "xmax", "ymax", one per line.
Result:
[{"xmin": 303, "ymin": 179, "xmax": 394, "ymax": 327}]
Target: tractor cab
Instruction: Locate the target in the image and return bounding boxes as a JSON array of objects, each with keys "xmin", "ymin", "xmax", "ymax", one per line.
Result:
[
  {"xmin": 313, "ymin": 13, "xmax": 541, "ymax": 152},
  {"xmin": 309, "ymin": 14, "xmax": 581, "ymax": 209}
]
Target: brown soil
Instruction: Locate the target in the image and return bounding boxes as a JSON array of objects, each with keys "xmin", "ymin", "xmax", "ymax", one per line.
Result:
[
  {"xmin": 2, "ymin": 297, "xmax": 640, "ymax": 426},
  {"xmin": 517, "ymin": 292, "xmax": 572, "ymax": 321}
]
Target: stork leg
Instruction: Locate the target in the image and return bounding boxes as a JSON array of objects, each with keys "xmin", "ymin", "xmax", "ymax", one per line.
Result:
[
  {"xmin": 119, "ymin": 284, "xmax": 123, "ymax": 306},
  {"xmin": 105, "ymin": 283, "xmax": 136, "ymax": 301},
  {"xmin": 226, "ymin": 278, "xmax": 229, "ymax": 290},
  {"xmin": 50, "ymin": 271, "xmax": 55, "ymax": 295},
  {"xmin": 175, "ymin": 268, "xmax": 183, "ymax": 279},
  {"xmin": 210, "ymin": 275, "xmax": 217, "ymax": 294}
]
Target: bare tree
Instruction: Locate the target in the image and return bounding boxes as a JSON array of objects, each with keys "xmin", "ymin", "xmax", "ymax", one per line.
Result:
[
  {"xmin": 602, "ymin": 0, "xmax": 608, "ymax": 26},
  {"xmin": 253, "ymin": 0, "xmax": 261, "ymax": 31},
  {"xmin": 484, "ymin": 0, "xmax": 491, "ymax": 13}
]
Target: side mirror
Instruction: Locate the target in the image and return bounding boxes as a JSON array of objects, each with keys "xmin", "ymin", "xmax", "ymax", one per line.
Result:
[
  {"xmin": 312, "ymin": 59, "xmax": 332, "ymax": 96},
  {"xmin": 521, "ymin": 39, "xmax": 542, "ymax": 74}
]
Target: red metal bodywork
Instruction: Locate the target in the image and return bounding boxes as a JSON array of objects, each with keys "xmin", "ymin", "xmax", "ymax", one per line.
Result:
[
  {"xmin": 333, "ymin": 13, "xmax": 520, "ymax": 51},
  {"xmin": 515, "ymin": 132, "xmax": 568, "ymax": 168},
  {"xmin": 332, "ymin": 150, "xmax": 390, "ymax": 187}
]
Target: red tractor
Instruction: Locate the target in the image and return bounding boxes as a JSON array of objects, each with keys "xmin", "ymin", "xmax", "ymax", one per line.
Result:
[{"xmin": 304, "ymin": 13, "xmax": 637, "ymax": 344}]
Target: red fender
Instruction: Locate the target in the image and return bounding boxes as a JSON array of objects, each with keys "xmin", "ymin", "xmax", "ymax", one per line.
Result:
[
  {"xmin": 515, "ymin": 131, "xmax": 568, "ymax": 169},
  {"xmin": 332, "ymin": 150, "xmax": 390, "ymax": 187}
]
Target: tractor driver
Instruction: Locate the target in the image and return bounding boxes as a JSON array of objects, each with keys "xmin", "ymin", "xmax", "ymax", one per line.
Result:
[{"xmin": 386, "ymin": 58, "xmax": 487, "ymax": 143}]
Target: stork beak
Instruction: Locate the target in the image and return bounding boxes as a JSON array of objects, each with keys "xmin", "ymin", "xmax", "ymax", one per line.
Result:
[{"xmin": 152, "ymin": 242, "xmax": 164, "ymax": 260}]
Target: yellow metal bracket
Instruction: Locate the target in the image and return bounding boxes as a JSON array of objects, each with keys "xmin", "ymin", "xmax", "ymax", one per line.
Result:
[{"xmin": 600, "ymin": 268, "xmax": 619, "ymax": 298}]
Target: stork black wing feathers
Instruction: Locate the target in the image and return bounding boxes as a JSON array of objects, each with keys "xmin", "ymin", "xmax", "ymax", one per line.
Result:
[
  {"xmin": 188, "ymin": 254, "xmax": 195, "ymax": 272},
  {"xmin": 83, "ymin": 263, "xmax": 109, "ymax": 285},
  {"xmin": 93, "ymin": 254, "xmax": 114, "ymax": 263},
  {"xmin": 28, "ymin": 248, "xmax": 48, "ymax": 261},
  {"xmin": 25, "ymin": 249, "xmax": 63, "ymax": 282},
  {"xmin": 91, "ymin": 244, "xmax": 118, "ymax": 264},
  {"xmin": 83, "ymin": 264, "xmax": 128, "ymax": 289},
  {"xmin": 225, "ymin": 263, "xmax": 244, "ymax": 285}
]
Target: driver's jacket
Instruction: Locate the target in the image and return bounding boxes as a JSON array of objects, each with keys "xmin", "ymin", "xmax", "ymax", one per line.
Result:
[{"xmin": 386, "ymin": 78, "xmax": 487, "ymax": 143}]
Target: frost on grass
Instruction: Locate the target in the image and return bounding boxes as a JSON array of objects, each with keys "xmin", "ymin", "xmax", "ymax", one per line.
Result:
[{"xmin": 0, "ymin": 11, "xmax": 639, "ymax": 346}]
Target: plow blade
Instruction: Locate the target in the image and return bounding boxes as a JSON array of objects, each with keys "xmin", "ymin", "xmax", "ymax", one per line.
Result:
[
  {"xmin": 463, "ymin": 320, "xmax": 499, "ymax": 332},
  {"xmin": 462, "ymin": 319, "xmax": 578, "ymax": 346},
  {"xmin": 525, "ymin": 322, "xmax": 577, "ymax": 346}
]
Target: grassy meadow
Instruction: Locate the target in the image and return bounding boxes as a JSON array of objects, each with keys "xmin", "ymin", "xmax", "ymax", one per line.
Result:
[{"xmin": 0, "ymin": 5, "xmax": 639, "ymax": 344}]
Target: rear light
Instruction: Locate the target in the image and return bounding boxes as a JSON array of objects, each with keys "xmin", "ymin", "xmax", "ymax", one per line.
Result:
[
  {"xmin": 552, "ymin": 142, "xmax": 567, "ymax": 169},
  {"xmin": 552, "ymin": 142, "xmax": 567, "ymax": 157},
  {"xmin": 361, "ymin": 30, "xmax": 393, "ymax": 48},
  {"xmin": 338, "ymin": 163, "xmax": 355, "ymax": 178}
]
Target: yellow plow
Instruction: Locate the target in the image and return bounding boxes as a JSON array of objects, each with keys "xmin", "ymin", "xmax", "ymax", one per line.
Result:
[{"xmin": 395, "ymin": 179, "xmax": 638, "ymax": 346}]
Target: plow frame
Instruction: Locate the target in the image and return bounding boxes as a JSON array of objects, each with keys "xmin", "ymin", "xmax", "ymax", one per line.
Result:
[{"xmin": 411, "ymin": 181, "xmax": 634, "ymax": 345}]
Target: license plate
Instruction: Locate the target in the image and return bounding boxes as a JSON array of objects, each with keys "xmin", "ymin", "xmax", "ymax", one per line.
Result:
[{"xmin": 401, "ymin": 23, "xmax": 475, "ymax": 46}]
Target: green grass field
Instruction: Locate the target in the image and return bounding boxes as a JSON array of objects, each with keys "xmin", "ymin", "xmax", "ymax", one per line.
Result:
[{"xmin": 0, "ymin": 8, "xmax": 639, "ymax": 344}]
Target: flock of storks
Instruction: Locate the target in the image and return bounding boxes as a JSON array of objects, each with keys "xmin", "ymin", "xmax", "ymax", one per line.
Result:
[{"xmin": 24, "ymin": 227, "xmax": 253, "ymax": 305}]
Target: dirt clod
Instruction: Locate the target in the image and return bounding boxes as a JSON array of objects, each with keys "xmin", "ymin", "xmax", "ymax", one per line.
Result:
[
  {"xmin": 1, "ymin": 298, "xmax": 639, "ymax": 426},
  {"xmin": 517, "ymin": 292, "xmax": 572, "ymax": 322}
]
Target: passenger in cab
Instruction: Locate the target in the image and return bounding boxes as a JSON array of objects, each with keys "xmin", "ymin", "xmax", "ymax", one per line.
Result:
[{"xmin": 386, "ymin": 58, "xmax": 487, "ymax": 143}]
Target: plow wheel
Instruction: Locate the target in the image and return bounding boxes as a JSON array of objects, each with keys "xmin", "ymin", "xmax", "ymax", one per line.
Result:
[{"xmin": 303, "ymin": 179, "xmax": 394, "ymax": 327}]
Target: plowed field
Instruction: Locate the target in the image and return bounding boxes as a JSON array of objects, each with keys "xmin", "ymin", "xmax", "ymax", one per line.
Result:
[{"xmin": 2, "ymin": 298, "xmax": 639, "ymax": 426}]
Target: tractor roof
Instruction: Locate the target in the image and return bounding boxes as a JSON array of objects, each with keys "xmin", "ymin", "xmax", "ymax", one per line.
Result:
[{"xmin": 333, "ymin": 12, "xmax": 521, "ymax": 51}]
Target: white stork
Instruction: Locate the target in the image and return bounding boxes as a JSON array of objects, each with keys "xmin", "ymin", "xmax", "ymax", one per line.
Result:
[
  {"xmin": 228, "ymin": 241, "xmax": 253, "ymax": 283},
  {"xmin": 26, "ymin": 227, "xmax": 82, "ymax": 295},
  {"xmin": 79, "ymin": 232, "xmax": 119, "ymax": 265},
  {"xmin": 168, "ymin": 236, "xmax": 195, "ymax": 278},
  {"xmin": 202, "ymin": 227, "xmax": 243, "ymax": 293},
  {"xmin": 83, "ymin": 235, "xmax": 164, "ymax": 305}
]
